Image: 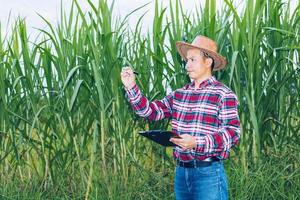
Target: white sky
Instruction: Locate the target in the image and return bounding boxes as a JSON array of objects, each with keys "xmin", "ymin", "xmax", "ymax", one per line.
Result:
[
  {"xmin": 0, "ymin": 0, "xmax": 298, "ymax": 38},
  {"xmin": 0, "ymin": 0, "xmax": 202, "ymax": 38}
]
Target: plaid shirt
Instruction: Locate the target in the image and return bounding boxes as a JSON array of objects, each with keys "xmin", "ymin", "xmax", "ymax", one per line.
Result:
[{"xmin": 125, "ymin": 76, "xmax": 240, "ymax": 161}]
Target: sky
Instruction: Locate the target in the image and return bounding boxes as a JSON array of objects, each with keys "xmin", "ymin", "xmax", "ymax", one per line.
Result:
[
  {"xmin": 0, "ymin": 0, "xmax": 298, "ymax": 38},
  {"xmin": 0, "ymin": 0, "xmax": 200, "ymax": 37}
]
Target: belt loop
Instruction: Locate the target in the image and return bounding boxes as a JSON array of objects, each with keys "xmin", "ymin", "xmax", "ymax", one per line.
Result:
[{"xmin": 193, "ymin": 159, "xmax": 196, "ymax": 168}]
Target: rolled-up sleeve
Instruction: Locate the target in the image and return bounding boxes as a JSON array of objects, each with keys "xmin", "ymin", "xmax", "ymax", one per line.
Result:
[{"xmin": 125, "ymin": 84, "xmax": 173, "ymax": 121}]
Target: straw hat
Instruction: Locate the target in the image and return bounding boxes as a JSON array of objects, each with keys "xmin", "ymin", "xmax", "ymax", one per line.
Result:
[{"xmin": 176, "ymin": 35, "xmax": 227, "ymax": 71}]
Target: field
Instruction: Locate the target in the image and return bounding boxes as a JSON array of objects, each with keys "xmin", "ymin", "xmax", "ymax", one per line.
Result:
[{"xmin": 0, "ymin": 0, "xmax": 299, "ymax": 199}]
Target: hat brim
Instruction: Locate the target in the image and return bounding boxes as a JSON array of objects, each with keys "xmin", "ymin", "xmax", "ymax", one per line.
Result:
[{"xmin": 176, "ymin": 41, "xmax": 227, "ymax": 71}]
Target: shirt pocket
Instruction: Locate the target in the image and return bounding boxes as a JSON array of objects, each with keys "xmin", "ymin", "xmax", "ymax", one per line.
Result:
[{"xmin": 196, "ymin": 98, "xmax": 219, "ymax": 125}]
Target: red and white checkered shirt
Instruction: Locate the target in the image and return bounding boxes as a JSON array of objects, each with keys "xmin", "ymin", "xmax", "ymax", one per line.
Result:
[{"xmin": 125, "ymin": 76, "xmax": 241, "ymax": 161}]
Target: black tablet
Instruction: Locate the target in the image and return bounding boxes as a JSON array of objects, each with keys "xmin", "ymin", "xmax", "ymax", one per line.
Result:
[{"xmin": 138, "ymin": 130, "xmax": 181, "ymax": 147}]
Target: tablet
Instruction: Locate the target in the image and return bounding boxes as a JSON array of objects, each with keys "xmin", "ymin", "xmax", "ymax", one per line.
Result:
[{"xmin": 138, "ymin": 130, "xmax": 181, "ymax": 147}]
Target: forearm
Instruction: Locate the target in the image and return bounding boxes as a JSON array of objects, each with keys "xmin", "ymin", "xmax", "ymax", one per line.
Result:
[
  {"xmin": 195, "ymin": 124, "xmax": 240, "ymax": 157},
  {"xmin": 125, "ymin": 84, "xmax": 172, "ymax": 121},
  {"xmin": 194, "ymin": 91, "xmax": 241, "ymax": 158}
]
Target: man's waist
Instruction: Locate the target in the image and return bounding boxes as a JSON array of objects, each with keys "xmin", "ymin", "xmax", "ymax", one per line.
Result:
[{"xmin": 176, "ymin": 157, "xmax": 221, "ymax": 168}]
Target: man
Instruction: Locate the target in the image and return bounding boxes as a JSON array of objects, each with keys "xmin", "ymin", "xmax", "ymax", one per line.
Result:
[{"xmin": 120, "ymin": 35, "xmax": 240, "ymax": 200}]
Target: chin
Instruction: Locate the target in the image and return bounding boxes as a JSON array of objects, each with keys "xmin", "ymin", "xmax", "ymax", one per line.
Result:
[{"xmin": 188, "ymin": 74, "xmax": 195, "ymax": 79}]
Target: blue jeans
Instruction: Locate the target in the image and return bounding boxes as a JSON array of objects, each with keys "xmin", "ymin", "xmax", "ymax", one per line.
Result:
[{"xmin": 174, "ymin": 161, "xmax": 228, "ymax": 200}]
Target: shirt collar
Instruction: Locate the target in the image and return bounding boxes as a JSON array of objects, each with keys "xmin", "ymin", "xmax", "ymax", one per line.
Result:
[{"xmin": 187, "ymin": 76, "xmax": 217, "ymax": 90}]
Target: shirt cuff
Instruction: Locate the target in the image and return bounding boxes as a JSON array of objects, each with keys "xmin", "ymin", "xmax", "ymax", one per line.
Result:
[{"xmin": 125, "ymin": 84, "xmax": 139, "ymax": 99}]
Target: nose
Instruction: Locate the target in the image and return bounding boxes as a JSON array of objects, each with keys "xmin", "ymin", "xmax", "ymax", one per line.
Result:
[{"xmin": 185, "ymin": 62, "xmax": 191, "ymax": 70}]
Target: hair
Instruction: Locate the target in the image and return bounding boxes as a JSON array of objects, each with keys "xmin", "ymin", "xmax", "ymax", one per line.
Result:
[{"xmin": 202, "ymin": 52, "xmax": 215, "ymax": 72}]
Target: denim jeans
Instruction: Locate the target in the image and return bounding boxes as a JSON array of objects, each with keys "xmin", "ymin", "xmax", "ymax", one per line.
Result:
[{"xmin": 174, "ymin": 161, "xmax": 228, "ymax": 200}]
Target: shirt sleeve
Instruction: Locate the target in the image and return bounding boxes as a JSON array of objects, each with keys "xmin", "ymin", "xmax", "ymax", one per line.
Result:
[
  {"xmin": 125, "ymin": 84, "xmax": 173, "ymax": 121},
  {"xmin": 195, "ymin": 91, "xmax": 241, "ymax": 158}
]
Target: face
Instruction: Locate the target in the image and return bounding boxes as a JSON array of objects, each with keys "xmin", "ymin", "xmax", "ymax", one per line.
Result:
[{"xmin": 185, "ymin": 49, "xmax": 212, "ymax": 82}]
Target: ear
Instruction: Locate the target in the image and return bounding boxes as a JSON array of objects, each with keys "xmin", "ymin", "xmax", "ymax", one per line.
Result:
[{"xmin": 205, "ymin": 57, "xmax": 213, "ymax": 69}]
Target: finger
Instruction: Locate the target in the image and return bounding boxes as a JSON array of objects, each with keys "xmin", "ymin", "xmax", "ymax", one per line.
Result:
[
  {"xmin": 172, "ymin": 140, "xmax": 185, "ymax": 147},
  {"xmin": 120, "ymin": 71, "xmax": 129, "ymax": 75},
  {"xmin": 121, "ymin": 71, "xmax": 132, "ymax": 77},
  {"xmin": 179, "ymin": 144, "xmax": 187, "ymax": 150},
  {"xmin": 170, "ymin": 138, "xmax": 184, "ymax": 143},
  {"xmin": 176, "ymin": 141, "xmax": 185, "ymax": 147},
  {"xmin": 122, "ymin": 70, "xmax": 134, "ymax": 77},
  {"xmin": 169, "ymin": 138, "xmax": 176, "ymax": 144},
  {"xmin": 122, "ymin": 66, "xmax": 132, "ymax": 72},
  {"xmin": 170, "ymin": 138, "xmax": 181, "ymax": 146}
]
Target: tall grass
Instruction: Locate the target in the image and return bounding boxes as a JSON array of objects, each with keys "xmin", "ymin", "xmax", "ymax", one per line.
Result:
[{"xmin": 0, "ymin": 0, "xmax": 299, "ymax": 199}]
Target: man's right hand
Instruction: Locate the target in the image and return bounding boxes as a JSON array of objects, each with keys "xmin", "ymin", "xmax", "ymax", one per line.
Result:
[{"xmin": 120, "ymin": 66, "xmax": 136, "ymax": 90}]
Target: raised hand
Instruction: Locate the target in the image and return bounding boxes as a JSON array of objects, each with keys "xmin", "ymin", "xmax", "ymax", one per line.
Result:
[{"xmin": 120, "ymin": 66, "xmax": 136, "ymax": 90}]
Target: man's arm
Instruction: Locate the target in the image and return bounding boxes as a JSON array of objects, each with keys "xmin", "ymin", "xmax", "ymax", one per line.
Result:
[
  {"xmin": 194, "ymin": 92, "xmax": 241, "ymax": 158},
  {"xmin": 170, "ymin": 91, "xmax": 240, "ymax": 157},
  {"xmin": 121, "ymin": 66, "xmax": 173, "ymax": 121},
  {"xmin": 125, "ymin": 85, "xmax": 173, "ymax": 121}
]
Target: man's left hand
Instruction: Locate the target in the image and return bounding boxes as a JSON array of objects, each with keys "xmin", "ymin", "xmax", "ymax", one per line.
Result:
[{"xmin": 170, "ymin": 134, "xmax": 197, "ymax": 150}]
